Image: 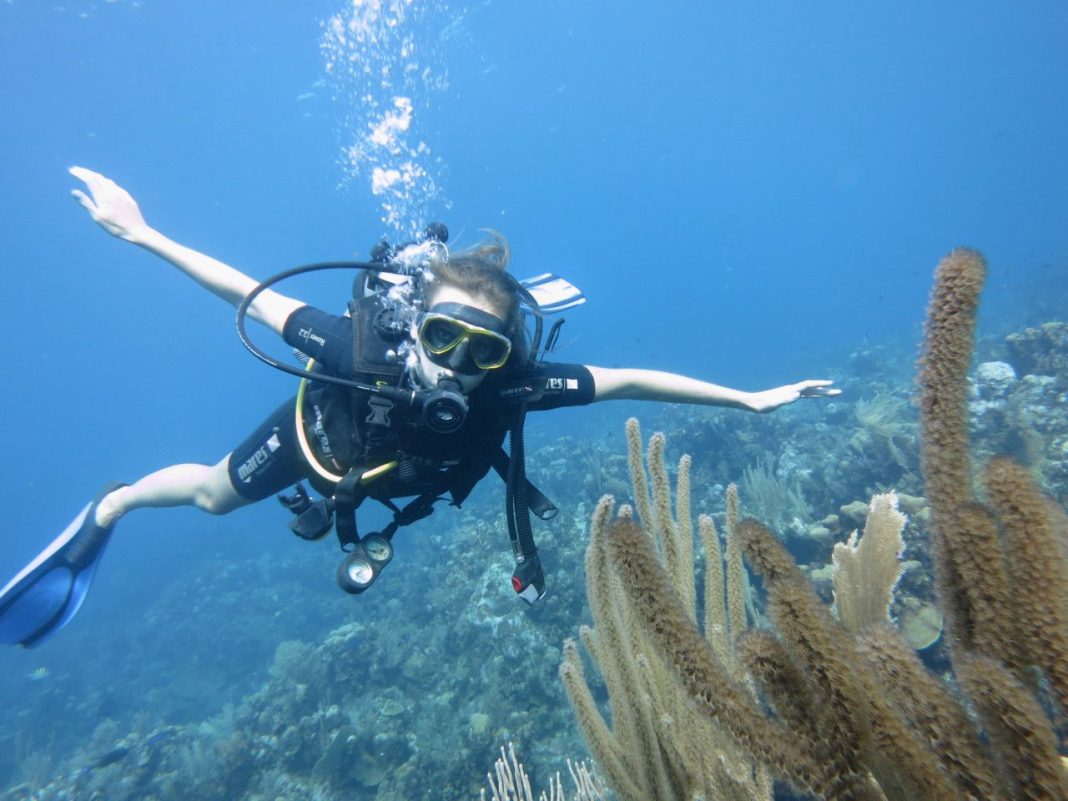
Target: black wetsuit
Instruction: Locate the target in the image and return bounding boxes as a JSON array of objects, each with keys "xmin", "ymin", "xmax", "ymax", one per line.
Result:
[{"xmin": 227, "ymin": 305, "xmax": 595, "ymax": 502}]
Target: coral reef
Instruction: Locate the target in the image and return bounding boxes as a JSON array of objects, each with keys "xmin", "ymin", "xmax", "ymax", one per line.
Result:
[
  {"xmin": 566, "ymin": 248, "xmax": 1068, "ymax": 800},
  {"xmin": 480, "ymin": 743, "xmax": 607, "ymax": 801},
  {"xmin": 3, "ymin": 250, "xmax": 1067, "ymax": 801},
  {"xmin": 0, "ymin": 500, "xmax": 595, "ymax": 801},
  {"xmin": 970, "ymin": 324, "xmax": 1068, "ymax": 503},
  {"xmin": 560, "ymin": 419, "xmax": 771, "ymax": 801},
  {"xmin": 830, "ymin": 493, "xmax": 906, "ymax": 634},
  {"xmin": 1, "ymin": 600, "xmax": 593, "ymax": 801},
  {"xmin": 1004, "ymin": 321, "xmax": 1068, "ymax": 379}
]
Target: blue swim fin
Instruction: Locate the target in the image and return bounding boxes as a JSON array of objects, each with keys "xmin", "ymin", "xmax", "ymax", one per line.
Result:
[{"xmin": 0, "ymin": 483, "xmax": 125, "ymax": 648}]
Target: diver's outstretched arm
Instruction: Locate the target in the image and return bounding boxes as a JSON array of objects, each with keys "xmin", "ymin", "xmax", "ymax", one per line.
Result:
[
  {"xmin": 69, "ymin": 166, "xmax": 302, "ymax": 336},
  {"xmin": 586, "ymin": 366, "xmax": 839, "ymax": 413}
]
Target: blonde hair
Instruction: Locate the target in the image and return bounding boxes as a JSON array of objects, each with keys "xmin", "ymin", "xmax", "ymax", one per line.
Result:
[{"xmin": 425, "ymin": 230, "xmax": 521, "ymax": 334}]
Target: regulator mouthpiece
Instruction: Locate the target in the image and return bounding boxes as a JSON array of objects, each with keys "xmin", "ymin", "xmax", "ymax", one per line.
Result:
[{"xmin": 420, "ymin": 377, "xmax": 467, "ymax": 433}]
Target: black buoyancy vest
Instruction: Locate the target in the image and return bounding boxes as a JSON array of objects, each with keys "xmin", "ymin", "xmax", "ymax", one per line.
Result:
[{"xmin": 301, "ymin": 293, "xmax": 512, "ymax": 507}]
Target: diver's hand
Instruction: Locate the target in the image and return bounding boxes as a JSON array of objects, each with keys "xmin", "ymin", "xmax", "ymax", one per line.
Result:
[
  {"xmin": 745, "ymin": 380, "xmax": 840, "ymax": 413},
  {"xmin": 69, "ymin": 166, "xmax": 151, "ymax": 244}
]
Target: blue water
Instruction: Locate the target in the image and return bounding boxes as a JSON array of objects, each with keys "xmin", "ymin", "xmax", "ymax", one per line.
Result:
[{"xmin": 1, "ymin": 1, "xmax": 1066, "ymax": 797}]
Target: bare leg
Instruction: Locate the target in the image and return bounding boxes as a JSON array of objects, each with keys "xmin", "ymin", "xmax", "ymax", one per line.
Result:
[{"xmin": 93, "ymin": 454, "xmax": 251, "ymax": 528}]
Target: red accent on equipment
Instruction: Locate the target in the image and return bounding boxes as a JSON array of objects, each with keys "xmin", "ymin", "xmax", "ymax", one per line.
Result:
[{"xmin": 511, "ymin": 576, "xmax": 523, "ymax": 593}]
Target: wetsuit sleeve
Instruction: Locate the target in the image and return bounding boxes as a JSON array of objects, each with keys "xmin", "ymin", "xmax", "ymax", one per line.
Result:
[
  {"xmin": 525, "ymin": 362, "xmax": 596, "ymax": 410},
  {"xmin": 281, "ymin": 306, "xmax": 353, "ymax": 376}
]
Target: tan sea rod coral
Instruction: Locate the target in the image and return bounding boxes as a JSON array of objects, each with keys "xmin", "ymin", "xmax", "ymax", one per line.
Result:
[{"xmin": 564, "ymin": 247, "xmax": 1068, "ymax": 801}]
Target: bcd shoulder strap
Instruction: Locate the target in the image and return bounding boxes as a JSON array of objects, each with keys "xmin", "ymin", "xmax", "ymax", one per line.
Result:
[{"xmin": 348, "ymin": 295, "xmax": 408, "ymax": 465}]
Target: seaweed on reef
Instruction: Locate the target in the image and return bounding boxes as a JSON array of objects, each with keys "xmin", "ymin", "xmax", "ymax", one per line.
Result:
[
  {"xmin": 563, "ymin": 248, "xmax": 1068, "ymax": 800},
  {"xmin": 851, "ymin": 392, "xmax": 918, "ymax": 476},
  {"xmin": 740, "ymin": 456, "xmax": 811, "ymax": 537}
]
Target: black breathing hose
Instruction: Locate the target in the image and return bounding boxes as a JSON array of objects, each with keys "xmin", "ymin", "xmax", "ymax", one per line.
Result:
[{"xmin": 235, "ymin": 260, "xmax": 415, "ymax": 405}]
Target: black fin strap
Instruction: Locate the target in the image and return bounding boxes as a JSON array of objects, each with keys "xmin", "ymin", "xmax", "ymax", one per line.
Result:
[
  {"xmin": 370, "ymin": 494, "xmax": 440, "ymax": 542},
  {"xmin": 394, "ymin": 494, "xmax": 439, "ymax": 527},
  {"xmin": 542, "ymin": 319, "xmax": 565, "ymax": 359},
  {"xmin": 491, "ymin": 448, "xmax": 557, "ymax": 520},
  {"xmin": 333, "ymin": 469, "xmax": 366, "ymax": 551},
  {"xmin": 505, "ymin": 405, "xmax": 546, "ymax": 602},
  {"xmin": 505, "ymin": 407, "xmax": 537, "ymax": 560}
]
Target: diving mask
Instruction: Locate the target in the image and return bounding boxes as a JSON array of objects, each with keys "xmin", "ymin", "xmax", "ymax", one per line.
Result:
[{"xmin": 418, "ymin": 302, "xmax": 512, "ymax": 373}]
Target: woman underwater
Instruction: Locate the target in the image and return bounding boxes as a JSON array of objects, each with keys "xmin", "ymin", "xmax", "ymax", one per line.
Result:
[{"xmin": 0, "ymin": 166, "xmax": 839, "ymax": 646}]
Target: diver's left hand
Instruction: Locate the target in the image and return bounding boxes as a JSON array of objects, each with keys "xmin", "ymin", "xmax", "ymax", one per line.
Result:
[{"xmin": 745, "ymin": 380, "xmax": 840, "ymax": 413}]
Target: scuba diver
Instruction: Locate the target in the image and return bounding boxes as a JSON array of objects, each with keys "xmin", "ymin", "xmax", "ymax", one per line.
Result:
[{"xmin": 0, "ymin": 166, "xmax": 839, "ymax": 647}]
